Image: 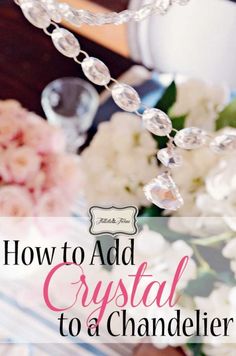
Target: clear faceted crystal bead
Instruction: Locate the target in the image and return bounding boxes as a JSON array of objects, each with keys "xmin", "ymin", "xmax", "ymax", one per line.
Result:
[
  {"xmin": 172, "ymin": 0, "xmax": 190, "ymax": 5},
  {"xmin": 104, "ymin": 12, "xmax": 120, "ymax": 24},
  {"xmin": 112, "ymin": 84, "xmax": 141, "ymax": 112},
  {"xmin": 21, "ymin": 1, "xmax": 51, "ymax": 29},
  {"xmin": 210, "ymin": 134, "xmax": 236, "ymax": 153},
  {"xmin": 41, "ymin": 0, "xmax": 61, "ymax": 22},
  {"xmin": 115, "ymin": 10, "xmax": 134, "ymax": 24},
  {"xmin": 154, "ymin": 0, "xmax": 171, "ymax": 14},
  {"xmin": 144, "ymin": 173, "xmax": 184, "ymax": 211},
  {"xmin": 142, "ymin": 108, "xmax": 172, "ymax": 136},
  {"xmin": 79, "ymin": 10, "xmax": 97, "ymax": 25},
  {"xmin": 174, "ymin": 127, "xmax": 208, "ymax": 150},
  {"xmin": 134, "ymin": 5, "xmax": 153, "ymax": 21},
  {"xmin": 81, "ymin": 57, "xmax": 111, "ymax": 86},
  {"xmin": 58, "ymin": 4, "xmax": 82, "ymax": 26},
  {"xmin": 157, "ymin": 147, "xmax": 183, "ymax": 168},
  {"xmin": 51, "ymin": 28, "xmax": 80, "ymax": 58},
  {"xmin": 46, "ymin": 6, "xmax": 61, "ymax": 23}
]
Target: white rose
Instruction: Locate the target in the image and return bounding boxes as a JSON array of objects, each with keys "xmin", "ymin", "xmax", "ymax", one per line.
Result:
[
  {"xmin": 170, "ymin": 78, "xmax": 229, "ymax": 131},
  {"xmin": 195, "ymin": 286, "xmax": 236, "ymax": 347},
  {"xmin": 135, "ymin": 226, "xmax": 197, "ymax": 289},
  {"xmin": 81, "ymin": 112, "xmax": 158, "ymax": 207},
  {"xmin": 223, "ymin": 238, "xmax": 236, "ymax": 277}
]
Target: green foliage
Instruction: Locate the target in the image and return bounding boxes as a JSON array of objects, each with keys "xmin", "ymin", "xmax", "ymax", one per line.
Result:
[
  {"xmin": 138, "ymin": 216, "xmax": 194, "ymax": 242},
  {"xmin": 184, "ymin": 270, "xmax": 217, "ymax": 297},
  {"xmin": 139, "ymin": 205, "xmax": 163, "ymax": 217},
  {"xmin": 217, "ymin": 270, "xmax": 236, "ymax": 286},
  {"xmin": 171, "ymin": 115, "xmax": 186, "ymax": 131},
  {"xmin": 187, "ymin": 342, "xmax": 206, "ymax": 356},
  {"xmin": 216, "ymin": 98, "xmax": 236, "ymax": 130},
  {"xmin": 155, "ymin": 81, "xmax": 177, "ymax": 113}
]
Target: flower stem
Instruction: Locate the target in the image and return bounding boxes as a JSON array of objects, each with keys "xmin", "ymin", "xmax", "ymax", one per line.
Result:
[{"xmin": 190, "ymin": 232, "xmax": 235, "ymax": 247}]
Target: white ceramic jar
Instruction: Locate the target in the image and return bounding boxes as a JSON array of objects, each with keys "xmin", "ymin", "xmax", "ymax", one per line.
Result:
[{"xmin": 129, "ymin": 0, "xmax": 236, "ymax": 88}]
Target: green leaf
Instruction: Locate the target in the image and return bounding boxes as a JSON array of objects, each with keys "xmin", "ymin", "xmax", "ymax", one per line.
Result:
[
  {"xmin": 216, "ymin": 98, "xmax": 236, "ymax": 130},
  {"xmin": 187, "ymin": 342, "xmax": 206, "ymax": 356},
  {"xmin": 184, "ymin": 270, "xmax": 217, "ymax": 297},
  {"xmin": 154, "ymin": 135, "xmax": 168, "ymax": 150},
  {"xmin": 171, "ymin": 115, "xmax": 186, "ymax": 131},
  {"xmin": 217, "ymin": 270, "xmax": 236, "ymax": 286},
  {"xmin": 139, "ymin": 204, "xmax": 163, "ymax": 217},
  {"xmin": 155, "ymin": 81, "xmax": 177, "ymax": 113}
]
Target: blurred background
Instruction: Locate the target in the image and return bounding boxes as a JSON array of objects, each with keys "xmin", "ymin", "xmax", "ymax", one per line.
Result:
[{"xmin": 1, "ymin": 1, "xmax": 236, "ymax": 356}]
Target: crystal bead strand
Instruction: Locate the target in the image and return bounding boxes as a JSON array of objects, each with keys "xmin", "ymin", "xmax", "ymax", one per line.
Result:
[
  {"xmin": 16, "ymin": 0, "xmax": 191, "ymax": 28},
  {"xmin": 16, "ymin": 2, "xmax": 236, "ymax": 211}
]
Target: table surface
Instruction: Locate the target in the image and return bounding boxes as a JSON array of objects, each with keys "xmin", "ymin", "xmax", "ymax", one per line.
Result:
[
  {"xmin": 63, "ymin": 0, "xmax": 129, "ymax": 56},
  {"xmin": 0, "ymin": 0, "xmax": 133, "ymax": 116}
]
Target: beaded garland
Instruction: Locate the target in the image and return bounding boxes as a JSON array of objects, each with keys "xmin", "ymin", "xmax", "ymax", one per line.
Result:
[
  {"xmin": 14, "ymin": 0, "xmax": 236, "ymax": 211},
  {"xmin": 16, "ymin": 0, "xmax": 190, "ymax": 26}
]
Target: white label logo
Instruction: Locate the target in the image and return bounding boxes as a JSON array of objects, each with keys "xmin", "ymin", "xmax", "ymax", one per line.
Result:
[{"xmin": 89, "ymin": 206, "xmax": 138, "ymax": 236}]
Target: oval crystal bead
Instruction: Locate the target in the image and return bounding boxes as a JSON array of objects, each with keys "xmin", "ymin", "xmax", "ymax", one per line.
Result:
[
  {"xmin": 157, "ymin": 148, "xmax": 183, "ymax": 168},
  {"xmin": 51, "ymin": 28, "xmax": 80, "ymax": 58},
  {"xmin": 45, "ymin": 4, "xmax": 61, "ymax": 23},
  {"xmin": 111, "ymin": 84, "xmax": 141, "ymax": 112},
  {"xmin": 142, "ymin": 108, "xmax": 172, "ymax": 136},
  {"xmin": 81, "ymin": 57, "xmax": 111, "ymax": 86},
  {"xmin": 174, "ymin": 127, "xmax": 208, "ymax": 150},
  {"xmin": 210, "ymin": 134, "xmax": 236, "ymax": 153},
  {"xmin": 144, "ymin": 173, "xmax": 184, "ymax": 211},
  {"xmin": 21, "ymin": 1, "xmax": 51, "ymax": 29}
]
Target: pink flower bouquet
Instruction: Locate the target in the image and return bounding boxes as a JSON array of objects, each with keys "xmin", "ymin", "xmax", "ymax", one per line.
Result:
[{"xmin": 0, "ymin": 100, "xmax": 83, "ymax": 216}]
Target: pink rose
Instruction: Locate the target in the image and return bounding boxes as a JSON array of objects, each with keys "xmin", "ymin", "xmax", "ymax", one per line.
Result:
[
  {"xmin": 26, "ymin": 171, "xmax": 46, "ymax": 198},
  {"xmin": 0, "ymin": 186, "xmax": 34, "ymax": 217},
  {"xmin": 0, "ymin": 99, "xmax": 24, "ymax": 117},
  {"xmin": 23, "ymin": 114, "xmax": 66, "ymax": 154},
  {"xmin": 43, "ymin": 154, "xmax": 83, "ymax": 197},
  {"xmin": 3, "ymin": 146, "xmax": 41, "ymax": 184},
  {"xmin": 0, "ymin": 146, "xmax": 7, "ymax": 180},
  {"xmin": 36, "ymin": 190, "xmax": 71, "ymax": 216},
  {"xmin": 0, "ymin": 116, "xmax": 22, "ymax": 146}
]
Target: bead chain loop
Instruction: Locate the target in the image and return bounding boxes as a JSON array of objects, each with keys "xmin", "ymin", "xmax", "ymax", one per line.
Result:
[
  {"xmin": 73, "ymin": 50, "xmax": 89, "ymax": 65},
  {"xmin": 43, "ymin": 22, "xmax": 59, "ymax": 36}
]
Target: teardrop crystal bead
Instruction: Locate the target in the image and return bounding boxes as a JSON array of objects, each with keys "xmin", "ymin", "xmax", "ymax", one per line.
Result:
[
  {"xmin": 142, "ymin": 108, "xmax": 172, "ymax": 136},
  {"xmin": 144, "ymin": 173, "xmax": 184, "ymax": 211},
  {"xmin": 111, "ymin": 84, "xmax": 141, "ymax": 112},
  {"xmin": 51, "ymin": 28, "xmax": 80, "ymax": 58},
  {"xmin": 174, "ymin": 127, "xmax": 208, "ymax": 150},
  {"xmin": 81, "ymin": 57, "xmax": 111, "ymax": 86},
  {"xmin": 157, "ymin": 148, "xmax": 183, "ymax": 168},
  {"xmin": 210, "ymin": 134, "xmax": 236, "ymax": 153},
  {"xmin": 21, "ymin": 1, "xmax": 51, "ymax": 29}
]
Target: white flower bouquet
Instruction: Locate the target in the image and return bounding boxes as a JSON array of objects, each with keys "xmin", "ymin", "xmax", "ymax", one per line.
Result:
[{"xmin": 82, "ymin": 78, "xmax": 236, "ymax": 355}]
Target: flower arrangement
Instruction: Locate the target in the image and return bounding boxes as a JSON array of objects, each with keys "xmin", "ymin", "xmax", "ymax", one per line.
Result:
[
  {"xmin": 81, "ymin": 112, "xmax": 158, "ymax": 207},
  {"xmin": 82, "ymin": 78, "xmax": 236, "ymax": 356},
  {"xmin": 0, "ymin": 100, "xmax": 82, "ymax": 216},
  {"xmin": 129, "ymin": 223, "xmax": 236, "ymax": 356}
]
